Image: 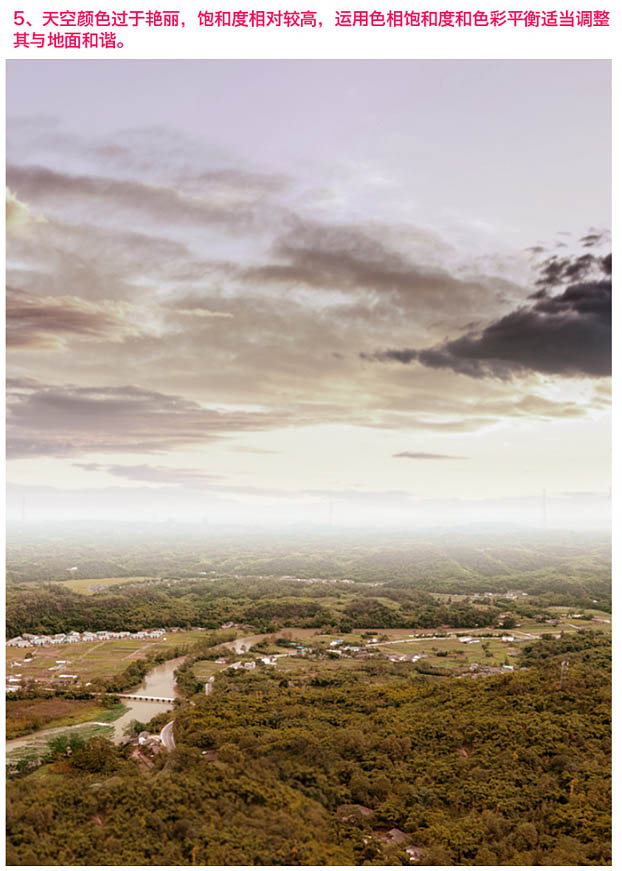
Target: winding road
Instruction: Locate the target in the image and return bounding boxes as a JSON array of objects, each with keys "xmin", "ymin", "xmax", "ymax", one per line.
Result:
[{"xmin": 160, "ymin": 720, "xmax": 176, "ymax": 751}]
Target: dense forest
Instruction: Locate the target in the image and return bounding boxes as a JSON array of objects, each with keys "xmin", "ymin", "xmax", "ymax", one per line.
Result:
[
  {"xmin": 6, "ymin": 580, "xmax": 505, "ymax": 636},
  {"xmin": 6, "ymin": 632, "xmax": 610, "ymax": 865}
]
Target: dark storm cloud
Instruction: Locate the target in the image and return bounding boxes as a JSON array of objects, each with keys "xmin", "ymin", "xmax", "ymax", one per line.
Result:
[
  {"xmin": 6, "ymin": 381, "xmax": 294, "ymax": 459},
  {"xmin": 393, "ymin": 451, "xmax": 467, "ymax": 460},
  {"xmin": 363, "ymin": 253, "xmax": 611, "ymax": 380},
  {"xmin": 580, "ymin": 230, "xmax": 610, "ymax": 248},
  {"xmin": 534, "ymin": 253, "xmax": 600, "ymax": 289}
]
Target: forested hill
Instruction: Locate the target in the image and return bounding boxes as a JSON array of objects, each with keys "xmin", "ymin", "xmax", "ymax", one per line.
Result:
[
  {"xmin": 6, "ymin": 632, "xmax": 611, "ymax": 866},
  {"xmin": 5, "ymin": 529, "xmax": 611, "ymax": 636},
  {"xmin": 6, "ymin": 580, "xmax": 502, "ymax": 636},
  {"xmin": 6, "ymin": 525, "xmax": 610, "ymax": 589}
]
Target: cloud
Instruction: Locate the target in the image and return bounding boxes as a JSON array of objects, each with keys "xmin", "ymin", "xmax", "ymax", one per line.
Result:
[
  {"xmin": 6, "ymin": 164, "xmax": 263, "ymax": 232},
  {"xmin": 7, "ymin": 288, "xmax": 142, "ymax": 349},
  {"xmin": 70, "ymin": 463, "xmax": 417, "ymax": 504},
  {"xmin": 363, "ymin": 251, "xmax": 611, "ymax": 380},
  {"xmin": 7, "ymin": 280, "xmax": 234, "ymax": 351},
  {"xmin": 242, "ymin": 219, "xmax": 508, "ymax": 317},
  {"xmin": 393, "ymin": 451, "xmax": 468, "ymax": 460},
  {"xmin": 6, "ymin": 118, "xmax": 611, "ymax": 448},
  {"xmin": 75, "ymin": 463, "xmax": 223, "ymax": 487},
  {"xmin": 361, "ymin": 348, "xmax": 418, "ymax": 364},
  {"xmin": 534, "ymin": 252, "xmax": 602, "ymax": 289},
  {"xmin": 579, "ymin": 230, "xmax": 610, "ymax": 248},
  {"xmin": 6, "ymin": 187, "xmax": 43, "ymax": 231},
  {"xmin": 6, "ymin": 380, "xmax": 294, "ymax": 459}
]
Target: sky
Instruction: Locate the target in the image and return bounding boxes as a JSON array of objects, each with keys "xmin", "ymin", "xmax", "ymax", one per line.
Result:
[{"xmin": 5, "ymin": 60, "xmax": 611, "ymax": 527}]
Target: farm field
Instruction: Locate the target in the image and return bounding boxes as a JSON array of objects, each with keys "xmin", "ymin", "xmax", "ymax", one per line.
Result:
[
  {"xmin": 376, "ymin": 637, "xmax": 516, "ymax": 669},
  {"xmin": 5, "ymin": 629, "xmax": 210, "ymax": 686},
  {"xmin": 52, "ymin": 576, "xmax": 152, "ymax": 595},
  {"xmin": 6, "ymin": 721, "xmax": 116, "ymax": 766},
  {"xmin": 192, "ymin": 660, "xmax": 223, "ymax": 681},
  {"xmin": 6, "ymin": 698, "xmax": 125, "ymax": 740}
]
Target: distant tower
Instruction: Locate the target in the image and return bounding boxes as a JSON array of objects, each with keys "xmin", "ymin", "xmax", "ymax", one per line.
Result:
[
  {"xmin": 541, "ymin": 488, "xmax": 547, "ymax": 528},
  {"xmin": 329, "ymin": 499, "xmax": 334, "ymax": 527}
]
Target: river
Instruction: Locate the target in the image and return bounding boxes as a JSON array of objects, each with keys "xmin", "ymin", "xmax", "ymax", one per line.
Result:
[
  {"xmin": 7, "ymin": 655, "xmax": 184, "ymax": 755},
  {"xmin": 7, "ymin": 636, "xmax": 274, "ymax": 757},
  {"xmin": 224, "ymin": 634, "xmax": 272, "ymax": 654}
]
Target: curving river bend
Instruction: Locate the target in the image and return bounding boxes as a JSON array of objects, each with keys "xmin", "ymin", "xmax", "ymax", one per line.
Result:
[
  {"xmin": 7, "ymin": 655, "xmax": 183, "ymax": 754},
  {"xmin": 7, "ymin": 635, "xmax": 263, "ymax": 755}
]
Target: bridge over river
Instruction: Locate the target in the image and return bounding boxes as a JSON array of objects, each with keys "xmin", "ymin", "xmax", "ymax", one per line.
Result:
[{"xmin": 116, "ymin": 693, "xmax": 176, "ymax": 704}]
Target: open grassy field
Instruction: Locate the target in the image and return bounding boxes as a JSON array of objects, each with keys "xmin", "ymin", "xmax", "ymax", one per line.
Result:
[
  {"xmin": 6, "ymin": 629, "xmax": 211, "ymax": 686},
  {"xmin": 6, "ymin": 722, "xmax": 116, "ymax": 765},
  {"xmin": 192, "ymin": 660, "xmax": 223, "ymax": 681},
  {"xmin": 273, "ymin": 655, "xmax": 362, "ymax": 674},
  {"xmin": 52, "ymin": 576, "xmax": 152, "ymax": 595},
  {"xmin": 6, "ymin": 700, "xmax": 125, "ymax": 740},
  {"xmin": 557, "ymin": 616, "xmax": 612, "ymax": 634},
  {"xmin": 6, "ymin": 698, "xmax": 125, "ymax": 740},
  {"xmin": 377, "ymin": 637, "xmax": 517, "ymax": 670}
]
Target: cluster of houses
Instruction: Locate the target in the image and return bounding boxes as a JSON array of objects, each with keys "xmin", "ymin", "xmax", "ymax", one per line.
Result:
[
  {"xmin": 6, "ymin": 628, "xmax": 167, "ymax": 648},
  {"xmin": 228, "ymin": 655, "xmax": 280, "ymax": 670}
]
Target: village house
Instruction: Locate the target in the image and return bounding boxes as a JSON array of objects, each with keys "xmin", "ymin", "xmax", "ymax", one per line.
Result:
[{"xmin": 6, "ymin": 637, "xmax": 32, "ymax": 648}]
